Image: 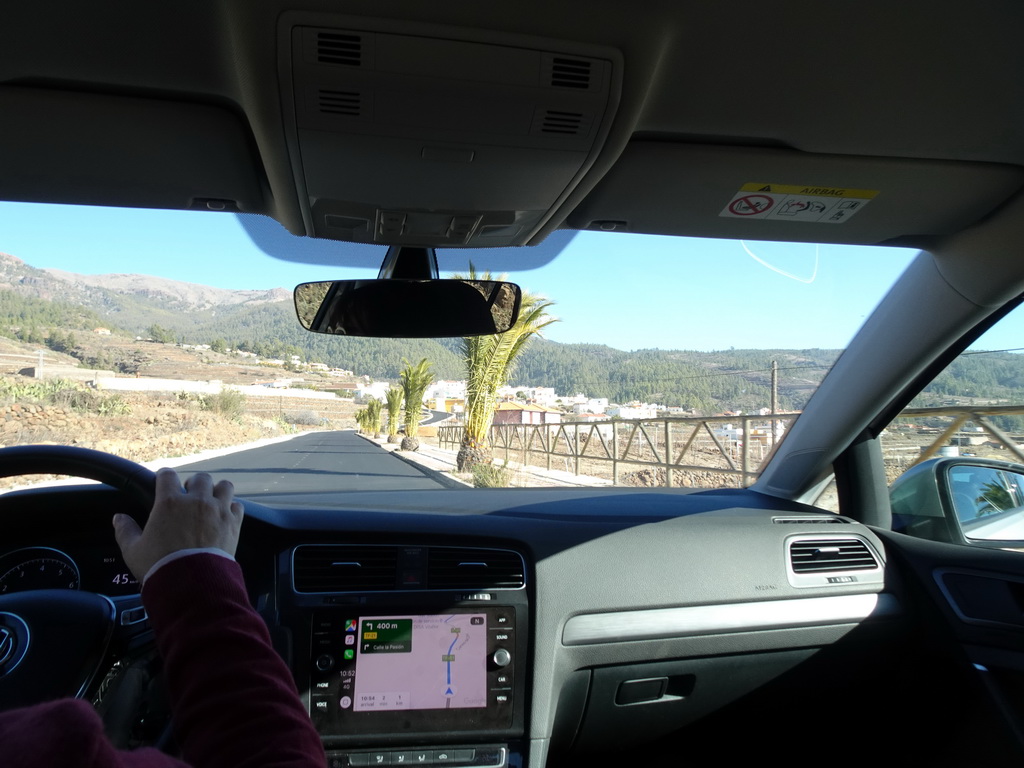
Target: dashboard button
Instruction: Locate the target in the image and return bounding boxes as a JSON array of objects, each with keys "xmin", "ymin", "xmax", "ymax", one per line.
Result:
[
  {"xmin": 316, "ymin": 654, "xmax": 335, "ymax": 672},
  {"xmin": 313, "ymin": 614, "xmax": 341, "ymax": 632},
  {"xmin": 491, "ymin": 649, "xmax": 511, "ymax": 668},
  {"xmin": 473, "ymin": 748, "xmax": 502, "ymax": 767}
]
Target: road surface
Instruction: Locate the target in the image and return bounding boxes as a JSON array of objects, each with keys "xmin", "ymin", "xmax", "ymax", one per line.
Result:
[{"xmin": 174, "ymin": 430, "xmax": 449, "ymax": 504}]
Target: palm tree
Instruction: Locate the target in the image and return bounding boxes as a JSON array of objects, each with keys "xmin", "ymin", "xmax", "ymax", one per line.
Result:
[
  {"xmin": 399, "ymin": 357, "xmax": 434, "ymax": 451},
  {"xmin": 365, "ymin": 397, "xmax": 383, "ymax": 438},
  {"xmin": 385, "ymin": 386, "xmax": 404, "ymax": 443},
  {"xmin": 457, "ymin": 285, "xmax": 557, "ymax": 471}
]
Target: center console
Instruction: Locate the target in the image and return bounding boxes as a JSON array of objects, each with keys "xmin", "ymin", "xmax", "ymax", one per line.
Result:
[{"xmin": 279, "ymin": 544, "xmax": 529, "ymax": 768}]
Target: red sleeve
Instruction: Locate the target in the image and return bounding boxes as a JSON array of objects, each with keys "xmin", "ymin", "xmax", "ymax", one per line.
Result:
[
  {"xmin": 142, "ymin": 553, "xmax": 326, "ymax": 768},
  {"xmin": 0, "ymin": 698, "xmax": 190, "ymax": 768}
]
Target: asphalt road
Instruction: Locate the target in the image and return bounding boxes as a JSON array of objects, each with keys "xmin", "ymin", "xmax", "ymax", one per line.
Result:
[{"xmin": 173, "ymin": 430, "xmax": 448, "ymax": 505}]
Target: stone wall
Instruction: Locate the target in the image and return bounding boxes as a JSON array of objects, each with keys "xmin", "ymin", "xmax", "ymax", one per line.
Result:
[{"xmin": 0, "ymin": 403, "xmax": 81, "ymax": 439}]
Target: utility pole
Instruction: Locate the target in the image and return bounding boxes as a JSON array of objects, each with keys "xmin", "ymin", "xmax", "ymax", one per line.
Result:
[
  {"xmin": 770, "ymin": 360, "xmax": 778, "ymax": 416},
  {"xmin": 770, "ymin": 359, "xmax": 779, "ymax": 444}
]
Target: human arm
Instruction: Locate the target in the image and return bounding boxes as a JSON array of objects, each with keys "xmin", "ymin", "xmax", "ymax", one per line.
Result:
[
  {"xmin": 143, "ymin": 553, "xmax": 326, "ymax": 768},
  {"xmin": 114, "ymin": 469, "xmax": 326, "ymax": 768}
]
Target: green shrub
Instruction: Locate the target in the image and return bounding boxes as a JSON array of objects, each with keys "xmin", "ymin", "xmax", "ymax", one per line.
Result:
[
  {"xmin": 471, "ymin": 462, "xmax": 512, "ymax": 488},
  {"xmin": 0, "ymin": 377, "xmax": 80, "ymax": 403},
  {"xmin": 283, "ymin": 410, "xmax": 325, "ymax": 426},
  {"xmin": 200, "ymin": 387, "xmax": 245, "ymax": 421},
  {"xmin": 0, "ymin": 377, "xmax": 134, "ymax": 416},
  {"xmin": 51, "ymin": 386, "xmax": 101, "ymax": 411},
  {"xmin": 96, "ymin": 394, "xmax": 131, "ymax": 415}
]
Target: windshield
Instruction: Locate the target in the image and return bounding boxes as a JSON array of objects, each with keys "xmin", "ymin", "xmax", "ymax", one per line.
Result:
[{"xmin": 0, "ymin": 201, "xmax": 915, "ymax": 503}]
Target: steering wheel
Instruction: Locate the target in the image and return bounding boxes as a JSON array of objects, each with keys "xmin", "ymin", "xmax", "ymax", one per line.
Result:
[{"xmin": 0, "ymin": 445, "xmax": 156, "ymax": 711}]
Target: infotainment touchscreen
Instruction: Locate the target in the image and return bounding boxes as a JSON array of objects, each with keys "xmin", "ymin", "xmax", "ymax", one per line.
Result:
[
  {"xmin": 353, "ymin": 615, "xmax": 487, "ymax": 711},
  {"xmin": 309, "ymin": 608, "xmax": 516, "ymax": 738}
]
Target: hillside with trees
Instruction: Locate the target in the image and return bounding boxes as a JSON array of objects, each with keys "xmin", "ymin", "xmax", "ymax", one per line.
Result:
[{"xmin": 1, "ymin": 250, "xmax": 1024, "ymax": 416}]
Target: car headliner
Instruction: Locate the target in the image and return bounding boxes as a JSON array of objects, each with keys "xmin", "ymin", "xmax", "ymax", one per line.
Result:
[{"xmin": 2, "ymin": 1, "xmax": 1024, "ymax": 500}]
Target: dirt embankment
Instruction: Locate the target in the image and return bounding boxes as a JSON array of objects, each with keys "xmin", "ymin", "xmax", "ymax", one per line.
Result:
[{"xmin": 0, "ymin": 389, "xmax": 358, "ymax": 488}]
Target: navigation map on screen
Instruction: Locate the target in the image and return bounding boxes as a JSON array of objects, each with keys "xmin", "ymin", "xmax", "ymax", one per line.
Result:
[{"xmin": 352, "ymin": 614, "xmax": 487, "ymax": 711}]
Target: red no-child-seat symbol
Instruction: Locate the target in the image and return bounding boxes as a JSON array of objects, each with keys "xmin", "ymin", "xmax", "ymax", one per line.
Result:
[{"xmin": 728, "ymin": 194, "xmax": 774, "ymax": 216}]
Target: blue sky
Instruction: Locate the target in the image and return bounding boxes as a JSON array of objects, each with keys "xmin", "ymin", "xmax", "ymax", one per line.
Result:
[{"xmin": 0, "ymin": 200, "xmax": 989, "ymax": 352}]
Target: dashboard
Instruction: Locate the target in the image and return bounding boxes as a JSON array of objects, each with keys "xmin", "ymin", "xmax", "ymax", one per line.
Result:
[
  {"xmin": 283, "ymin": 544, "xmax": 529, "ymax": 768},
  {"xmin": 0, "ymin": 483, "xmax": 916, "ymax": 767},
  {"xmin": 0, "ymin": 544, "xmax": 138, "ymax": 596}
]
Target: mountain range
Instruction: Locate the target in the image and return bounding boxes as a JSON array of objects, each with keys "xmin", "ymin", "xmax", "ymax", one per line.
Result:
[{"xmin": 0, "ymin": 251, "xmax": 1014, "ymax": 414}]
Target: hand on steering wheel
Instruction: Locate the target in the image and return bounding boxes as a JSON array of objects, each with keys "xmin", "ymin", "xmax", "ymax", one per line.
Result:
[{"xmin": 113, "ymin": 468, "xmax": 243, "ymax": 583}]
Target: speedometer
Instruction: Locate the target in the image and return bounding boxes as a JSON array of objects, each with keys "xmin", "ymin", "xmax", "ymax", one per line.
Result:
[{"xmin": 0, "ymin": 547, "xmax": 81, "ymax": 594}]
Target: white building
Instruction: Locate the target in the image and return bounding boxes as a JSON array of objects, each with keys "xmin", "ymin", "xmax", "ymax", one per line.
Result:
[
  {"xmin": 427, "ymin": 380, "xmax": 467, "ymax": 400},
  {"xmin": 357, "ymin": 381, "xmax": 392, "ymax": 401},
  {"xmin": 573, "ymin": 398, "xmax": 609, "ymax": 415},
  {"xmin": 530, "ymin": 387, "xmax": 558, "ymax": 405},
  {"xmin": 608, "ymin": 403, "xmax": 659, "ymax": 420}
]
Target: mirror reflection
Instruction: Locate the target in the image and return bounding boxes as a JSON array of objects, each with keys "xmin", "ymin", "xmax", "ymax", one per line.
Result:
[
  {"xmin": 948, "ymin": 464, "xmax": 1024, "ymax": 541},
  {"xmin": 294, "ymin": 279, "xmax": 521, "ymax": 338}
]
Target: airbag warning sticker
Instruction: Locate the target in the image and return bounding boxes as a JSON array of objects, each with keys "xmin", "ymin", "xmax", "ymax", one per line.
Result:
[{"xmin": 719, "ymin": 183, "xmax": 878, "ymax": 223}]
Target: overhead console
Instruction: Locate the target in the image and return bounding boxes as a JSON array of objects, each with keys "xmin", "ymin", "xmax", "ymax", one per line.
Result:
[
  {"xmin": 279, "ymin": 543, "xmax": 529, "ymax": 768},
  {"xmin": 277, "ymin": 14, "xmax": 621, "ymax": 247}
]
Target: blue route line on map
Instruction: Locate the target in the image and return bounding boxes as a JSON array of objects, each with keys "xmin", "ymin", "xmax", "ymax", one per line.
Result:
[{"xmin": 446, "ymin": 635, "xmax": 458, "ymax": 686}]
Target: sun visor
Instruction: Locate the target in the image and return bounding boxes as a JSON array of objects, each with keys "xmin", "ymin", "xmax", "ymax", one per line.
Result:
[
  {"xmin": 0, "ymin": 87, "xmax": 264, "ymax": 213},
  {"xmin": 568, "ymin": 142, "xmax": 1024, "ymax": 246},
  {"xmin": 278, "ymin": 16, "xmax": 620, "ymax": 248}
]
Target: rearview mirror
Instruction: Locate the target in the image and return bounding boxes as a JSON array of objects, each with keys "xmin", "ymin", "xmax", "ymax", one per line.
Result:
[
  {"xmin": 294, "ymin": 279, "xmax": 521, "ymax": 338},
  {"xmin": 890, "ymin": 457, "xmax": 1024, "ymax": 547}
]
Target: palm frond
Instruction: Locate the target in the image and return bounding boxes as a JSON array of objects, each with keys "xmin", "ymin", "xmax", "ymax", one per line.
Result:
[{"xmin": 458, "ymin": 283, "xmax": 558, "ymax": 446}]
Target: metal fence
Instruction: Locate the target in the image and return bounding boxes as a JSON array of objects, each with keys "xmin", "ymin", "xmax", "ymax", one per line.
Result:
[
  {"xmin": 435, "ymin": 404, "xmax": 1024, "ymax": 488},
  {"xmin": 437, "ymin": 414, "xmax": 797, "ymax": 487},
  {"xmin": 891, "ymin": 404, "xmax": 1024, "ymax": 466}
]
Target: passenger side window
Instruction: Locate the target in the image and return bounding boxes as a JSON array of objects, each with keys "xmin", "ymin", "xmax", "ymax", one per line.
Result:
[{"xmin": 884, "ymin": 304, "xmax": 1024, "ymax": 546}]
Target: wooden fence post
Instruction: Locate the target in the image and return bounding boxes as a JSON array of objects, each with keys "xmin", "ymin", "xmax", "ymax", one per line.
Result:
[
  {"xmin": 665, "ymin": 419, "xmax": 673, "ymax": 487},
  {"xmin": 574, "ymin": 423, "xmax": 580, "ymax": 476},
  {"xmin": 612, "ymin": 420, "xmax": 618, "ymax": 485},
  {"xmin": 741, "ymin": 416, "xmax": 751, "ymax": 486},
  {"xmin": 546, "ymin": 425, "xmax": 552, "ymax": 471}
]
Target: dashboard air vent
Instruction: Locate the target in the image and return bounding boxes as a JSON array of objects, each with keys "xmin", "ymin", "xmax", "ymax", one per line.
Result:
[
  {"xmin": 318, "ymin": 89, "xmax": 361, "ymax": 117},
  {"xmin": 550, "ymin": 56, "xmax": 592, "ymax": 89},
  {"xmin": 293, "ymin": 546, "xmax": 398, "ymax": 592},
  {"xmin": 317, "ymin": 32, "xmax": 362, "ymax": 66},
  {"xmin": 428, "ymin": 548, "xmax": 525, "ymax": 590},
  {"xmin": 789, "ymin": 538, "xmax": 879, "ymax": 573}
]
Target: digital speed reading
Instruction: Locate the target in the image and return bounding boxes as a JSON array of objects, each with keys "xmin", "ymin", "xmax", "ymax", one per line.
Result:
[{"xmin": 100, "ymin": 555, "xmax": 139, "ymax": 595}]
